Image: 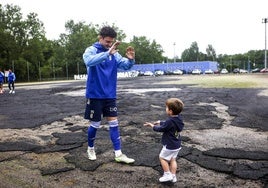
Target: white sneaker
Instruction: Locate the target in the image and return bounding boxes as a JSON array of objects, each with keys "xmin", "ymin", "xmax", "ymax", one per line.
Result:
[
  {"xmin": 115, "ymin": 154, "xmax": 135, "ymax": 164},
  {"xmin": 9, "ymin": 90, "xmax": 12, "ymax": 93},
  {"xmin": 12, "ymin": 90, "xmax": 15, "ymax": 94},
  {"xmin": 87, "ymin": 148, "xmax": 96, "ymax": 160},
  {"xmin": 172, "ymin": 175, "xmax": 177, "ymax": 183},
  {"xmin": 159, "ymin": 172, "xmax": 173, "ymax": 182}
]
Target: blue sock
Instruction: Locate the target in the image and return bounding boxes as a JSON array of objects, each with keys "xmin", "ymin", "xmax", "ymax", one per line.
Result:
[
  {"xmin": 109, "ymin": 122, "xmax": 121, "ymax": 151},
  {"xmin": 88, "ymin": 126, "xmax": 97, "ymax": 147}
]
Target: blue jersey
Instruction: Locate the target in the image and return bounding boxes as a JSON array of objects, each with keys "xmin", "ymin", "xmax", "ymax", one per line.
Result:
[
  {"xmin": 8, "ymin": 72, "xmax": 16, "ymax": 83},
  {"xmin": 83, "ymin": 42, "xmax": 135, "ymax": 99},
  {"xmin": 0, "ymin": 71, "xmax": 4, "ymax": 83}
]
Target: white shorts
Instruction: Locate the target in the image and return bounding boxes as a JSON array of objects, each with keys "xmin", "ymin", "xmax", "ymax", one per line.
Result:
[{"xmin": 159, "ymin": 146, "xmax": 181, "ymax": 161}]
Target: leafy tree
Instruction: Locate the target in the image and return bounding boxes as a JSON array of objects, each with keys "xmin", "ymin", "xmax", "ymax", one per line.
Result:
[
  {"xmin": 61, "ymin": 20, "xmax": 98, "ymax": 76},
  {"xmin": 52, "ymin": 38, "xmax": 68, "ymax": 78},
  {"xmin": 129, "ymin": 36, "xmax": 164, "ymax": 64},
  {"xmin": 206, "ymin": 44, "xmax": 216, "ymax": 61},
  {"xmin": 25, "ymin": 12, "xmax": 45, "ymax": 39},
  {"xmin": 181, "ymin": 41, "xmax": 199, "ymax": 62},
  {"xmin": 0, "ymin": 4, "xmax": 23, "ymax": 68},
  {"xmin": 0, "ymin": 4, "xmax": 46, "ymax": 80},
  {"xmin": 2, "ymin": 3, "xmax": 268, "ymax": 81}
]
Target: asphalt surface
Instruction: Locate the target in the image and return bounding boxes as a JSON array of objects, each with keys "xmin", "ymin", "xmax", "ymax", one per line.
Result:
[{"xmin": 0, "ymin": 76, "xmax": 267, "ymax": 187}]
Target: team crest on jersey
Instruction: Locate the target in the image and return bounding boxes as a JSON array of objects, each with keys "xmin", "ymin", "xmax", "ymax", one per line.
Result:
[{"xmin": 90, "ymin": 110, "xmax": 94, "ymax": 119}]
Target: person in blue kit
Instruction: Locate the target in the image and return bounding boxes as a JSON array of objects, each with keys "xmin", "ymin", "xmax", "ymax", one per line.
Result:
[
  {"xmin": 8, "ymin": 69, "xmax": 16, "ymax": 94},
  {"xmin": 144, "ymin": 98, "xmax": 184, "ymax": 183},
  {"xmin": 0, "ymin": 68, "xmax": 5, "ymax": 94},
  {"xmin": 83, "ymin": 26, "xmax": 135, "ymax": 164}
]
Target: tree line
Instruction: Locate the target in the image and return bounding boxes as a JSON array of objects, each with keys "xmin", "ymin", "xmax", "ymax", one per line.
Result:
[{"xmin": 0, "ymin": 4, "xmax": 266, "ymax": 81}]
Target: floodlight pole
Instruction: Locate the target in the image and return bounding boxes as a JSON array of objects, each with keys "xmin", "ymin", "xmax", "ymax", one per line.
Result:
[
  {"xmin": 173, "ymin": 42, "xmax": 176, "ymax": 63},
  {"xmin": 262, "ymin": 18, "xmax": 268, "ymax": 69}
]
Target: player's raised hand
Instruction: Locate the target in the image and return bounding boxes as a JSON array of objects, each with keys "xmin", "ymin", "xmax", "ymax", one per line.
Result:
[
  {"xmin": 126, "ymin": 46, "xmax": 135, "ymax": 60},
  {"xmin": 108, "ymin": 41, "xmax": 120, "ymax": 55}
]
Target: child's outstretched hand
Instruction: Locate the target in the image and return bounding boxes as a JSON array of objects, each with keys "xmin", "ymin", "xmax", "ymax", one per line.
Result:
[
  {"xmin": 144, "ymin": 122, "xmax": 154, "ymax": 128},
  {"xmin": 144, "ymin": 120, "xmax": 160, "ymax": 128},
  {"xmin": 153, "ymin": 120, "xmax": 160, "ymax": 125}
]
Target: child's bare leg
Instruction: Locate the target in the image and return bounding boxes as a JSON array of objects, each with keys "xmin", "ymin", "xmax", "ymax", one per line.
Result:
[
  {"xmin": 170, "ymin": 158, "xmax": 177, "ymax": 174},
  {"xmin": 159, "ymin": 157, "xmax": 170, "ymax": 172}
]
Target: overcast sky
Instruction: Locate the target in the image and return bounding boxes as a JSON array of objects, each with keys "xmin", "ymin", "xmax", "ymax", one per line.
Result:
[{"xmin": 2, "ymin": 0, "xmax": 268, "ymax": 58}]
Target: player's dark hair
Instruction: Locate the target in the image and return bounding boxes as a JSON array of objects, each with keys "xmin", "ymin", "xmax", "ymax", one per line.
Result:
[{"xmin": 99, "ymin": 26, "xmax": 117, "ymax": 38}]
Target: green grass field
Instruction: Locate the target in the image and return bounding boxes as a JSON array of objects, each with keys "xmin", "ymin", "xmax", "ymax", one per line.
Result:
[{"xmin": 161, "ymin": 74, "xmax": 268, "ymax": 88}]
